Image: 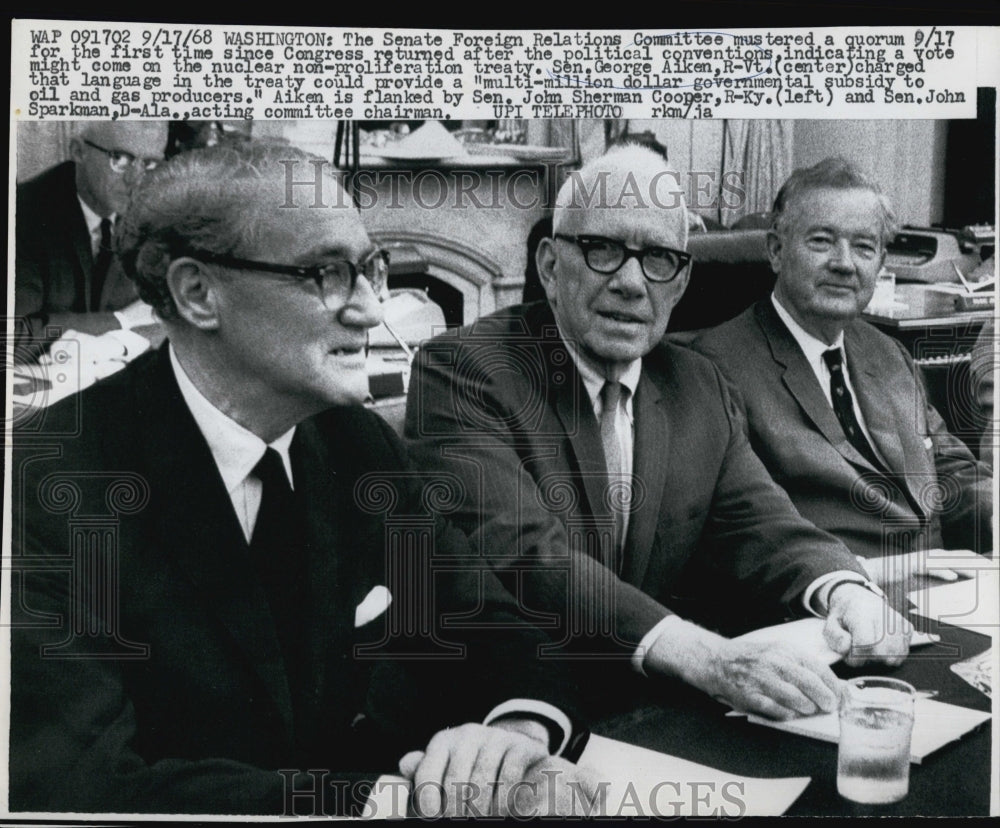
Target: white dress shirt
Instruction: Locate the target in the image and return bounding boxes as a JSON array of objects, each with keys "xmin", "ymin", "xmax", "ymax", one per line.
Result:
[
  {"xmin": 170, "ymin": 346, "xmax": 295, "ymax": 542},
  {"xmin": 77, "ymin": 196, "xmax": 114, "ymax": 258}
]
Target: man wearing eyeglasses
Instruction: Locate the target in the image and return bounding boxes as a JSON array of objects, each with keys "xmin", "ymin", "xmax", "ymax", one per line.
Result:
[
  {"xmin": 11, "ymin": 140, "xmax": 597, "ymax": 818},
  {"xmin": 15, "ymin": 120, "xmax": 168, "ymax": 360},
  {"xmin": 405, "ymin": 144, "xmax": 912, "ymax": 722}
]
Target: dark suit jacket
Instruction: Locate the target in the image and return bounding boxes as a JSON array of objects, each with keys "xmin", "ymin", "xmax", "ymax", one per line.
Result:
[
  {"xmin": 404, "ymin": 301, "xmax": 866, "ymax": 650},
  {"xmin": 15, "ymin": 161, "xmax": 139, "ymax": 355},
  {"xmin": 11, "ymin": 346, "xmax": 581, "ymax": 816},
  {"xmin": 692, "ymin": 299, "xmax": 992, "ymax": 559}
]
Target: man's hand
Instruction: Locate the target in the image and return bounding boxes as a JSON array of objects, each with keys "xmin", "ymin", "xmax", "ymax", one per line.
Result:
[
  {"xmin": 398, "ymin": 722, "xmax": 550, "ymax": 818},
  {"xmin": 645, "ymin": 617, "xmax": 841, "ymax": 720},
  {"xmin": 823, "ymin": 582, "xmax": 911, "ymax": 667},
  {"xmin": 512, "ymin": 755, "xmax": 605, "ymax": 818},
  {"xmin": 859, "ymin": 549, "xmax": 987, "ymax": 586}
]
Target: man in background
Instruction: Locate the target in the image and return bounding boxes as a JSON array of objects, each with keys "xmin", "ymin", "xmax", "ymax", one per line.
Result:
[
  {"xmin": 693, "ymin": 157, "xmax": 992, "ymax": 587},
  {"xmin": 14, "ymin": 120, "xmax": 168, "ymax": 359}
]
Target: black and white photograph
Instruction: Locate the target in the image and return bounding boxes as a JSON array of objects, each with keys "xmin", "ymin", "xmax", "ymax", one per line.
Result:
[{"xmin": 5, "ymin": 19, "xmax": 998, "ymax": 820}]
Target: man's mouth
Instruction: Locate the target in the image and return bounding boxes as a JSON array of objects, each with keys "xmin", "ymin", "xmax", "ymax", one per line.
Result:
[
  {"xmin": 598, "ymin": 310, "xmax": 647, "ymax": 324},
  {"xmin": 329, "ymin": 346, "xmax": 366, "ymax": 357}
]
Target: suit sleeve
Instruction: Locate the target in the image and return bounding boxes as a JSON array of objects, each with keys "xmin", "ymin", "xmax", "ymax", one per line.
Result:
[
  {"xmin": 404, "ymin": 341, "xmax": 679, "ymax": 655},
  {"xmin": 897, "ymin": 340, "xmax": 993, "ymax": 552}
]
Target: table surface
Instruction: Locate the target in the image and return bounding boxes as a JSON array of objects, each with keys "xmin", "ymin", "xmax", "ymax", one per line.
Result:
[{"xmin": 589, "ymin": 613, "xmax": 992, "ymax": 816}]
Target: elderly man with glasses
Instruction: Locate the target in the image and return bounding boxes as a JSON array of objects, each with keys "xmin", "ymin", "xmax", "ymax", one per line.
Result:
[
  {"xmin": 10, "ymin": 140, "xmax": 597, "ymax": 818},
  {"xmin": 405, "ymin": 143, "xmax": 912, "ymax": 722},
  {"xmin": 15, "ymin": 120, "xmax": 169, "ymax": 360}
]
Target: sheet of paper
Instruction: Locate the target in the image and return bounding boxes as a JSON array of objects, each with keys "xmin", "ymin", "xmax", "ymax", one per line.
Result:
[
  {"xmin": 577, "ymin": 734, "xmax": 810, "ymax": 817},
  {"xmin": 745, "ymin": 698, "xmax": 991, "ymax": 764},
  {"xmin": 908, "ymin": 573, "xmax": 1000, "ymax": 638},
  {"xmin": 735, "ymin": 616, "xmax": 938, "ymax": 665}
]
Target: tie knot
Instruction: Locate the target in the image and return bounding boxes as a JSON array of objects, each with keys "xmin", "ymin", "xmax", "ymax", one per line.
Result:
[
  {"xmin": 99, "ymin": 217, "xmax": 113, "ymax": 245},
  {"xmin": 822, "ymin": 348, "xmax": 844, "ymax": 372},
  {"xmin": 253, "ymin": 447, "xmax": 290, "ymax": 491}
]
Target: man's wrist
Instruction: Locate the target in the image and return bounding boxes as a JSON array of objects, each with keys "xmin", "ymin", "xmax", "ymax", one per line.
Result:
[{"xmin": 827, "ymin": 578, "xmax": 886, "ymax": 611}]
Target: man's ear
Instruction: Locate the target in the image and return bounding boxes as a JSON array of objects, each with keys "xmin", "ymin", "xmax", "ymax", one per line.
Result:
[
  {"xmin": 167, "ymin": 258, "xmax": 221, "ymax": 331},
  {"xmin": 765, "ymin": 228, "xmax": 783, "ymax": 275},
  {"xmin": 69, "ymin": 136, "xmax": 84, "ymax": 164},
  {"xmin": 536, "ymin": 237, "xmax": 559, "ymax": 303}
]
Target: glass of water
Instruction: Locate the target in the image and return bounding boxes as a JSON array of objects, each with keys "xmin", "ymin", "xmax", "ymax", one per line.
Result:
[{"xmin": 837, "ymin": 677, "xmax": 916, "ymax": 804}]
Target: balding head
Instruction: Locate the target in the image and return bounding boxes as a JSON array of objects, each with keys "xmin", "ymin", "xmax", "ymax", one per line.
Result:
[
  {"xmin": 70, "ymin": 120, "xmax": 168, "ymax": 216},
  {"xmin": 553, "ymin": 143, "xmax": 688, "ymax": 249}
]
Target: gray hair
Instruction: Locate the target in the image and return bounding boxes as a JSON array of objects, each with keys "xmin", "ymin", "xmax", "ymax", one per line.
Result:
[
  {"xmin": 771, "ymin": 156, "xmax": 898, "ymax": 245},
  {"xmin": 116, "ymin": 140, "xmax": 333, "ymax": 319}
]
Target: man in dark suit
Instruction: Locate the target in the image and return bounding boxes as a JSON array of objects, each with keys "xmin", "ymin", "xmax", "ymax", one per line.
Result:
[
  {"xmin": 692, "ymin": 158, "xmax": 991, "ymax": 586},
  {"xmin": 14, "ymin": 120, "xmax": 168, "ymax": 360},
  {"xmin": 405, "ymin": 144, "xmax": 912, "ymax": 723},
  {"xmin": 11, "ymin": 141, "xmax": 594, "ymax": 818}
]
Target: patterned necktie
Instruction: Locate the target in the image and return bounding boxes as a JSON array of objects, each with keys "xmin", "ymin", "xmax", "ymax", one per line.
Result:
[
  {"xmin": 91, "ymin": 217, "xmax": 113, "ymax": 311},
  {"xmin": 822, "ymin": 348, "xmax": 882, "ymax": 469},
  {"xmin": 599, "ymin": 381, "xmax": 627, "ymax": 570}
]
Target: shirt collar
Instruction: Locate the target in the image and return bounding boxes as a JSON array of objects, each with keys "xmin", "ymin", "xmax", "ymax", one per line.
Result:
[
  {"xmin": 77, "ymin": 195, "xmax": 112, "ymax": 240},
  {"xmin": 169, "ymin": 345, "xmax": 296, "ymax": 492},
  {"xmin": 556, "ymin": 321, "xmax": 641, "ymax": 418},
  {"xmin": 771, "ymin": 293, "xmax": 845, "ymax": 366}
]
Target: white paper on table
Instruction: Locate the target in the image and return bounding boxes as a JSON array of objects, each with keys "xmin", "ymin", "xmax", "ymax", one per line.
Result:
[
  {"xmin": 908, "ymin": 573, "xmax": 1000, "ymax": 638},
  {"xmin": 576, "ymin": 733, "xmax": 810, "ymax": 817},
  {"xmin": 735, "ymin": 616, "xmax": 939, "ymax": 665},
  {"xmin": 745, "ymin": 697, "xmax": 990, "ymax": 764}
]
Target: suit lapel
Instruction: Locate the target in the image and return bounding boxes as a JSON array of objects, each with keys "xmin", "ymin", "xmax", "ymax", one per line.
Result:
[
  {"xmin": 621, "ymin": 370, "xmax": 669, "ymax": 585},
  {"xmin": 138, "ymin": 348, "xmax": 294, "ymax": 729},
  {"xmin": 65, "ymin": 183, "xmax": 95, "ymax": 311},
  {"xmin": 534, "ymin": 307, "xmax": 609, "ymax": 521},
  {"xmin": 756, "ymin": 301, "xmax": 881, "ymax": 473},
  {"xmin": 843, "ymin": 327, "xmax": 907, "ymax": 474}
]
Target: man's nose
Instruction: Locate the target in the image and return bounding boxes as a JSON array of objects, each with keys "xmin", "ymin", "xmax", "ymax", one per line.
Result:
[
  {"xmin": 827, "ymin": 238, "xmax": 855, "ymax": 271},
  {"xmin": 339, "ymin": 274, "xmax": 385, "ymax": 329},
  {"xmin": 607, "ymin": 255, "xmax": 647, "ymax": 297}
]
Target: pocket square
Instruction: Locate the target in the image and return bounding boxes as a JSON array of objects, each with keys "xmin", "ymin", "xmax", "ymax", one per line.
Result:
[
  {"xmin": 924, "ymin": 437, "xmax": 934, "ymax": 450},
  {"xmin": 355, "ymin": 585, "xmax": 392, "ymax": 627}
]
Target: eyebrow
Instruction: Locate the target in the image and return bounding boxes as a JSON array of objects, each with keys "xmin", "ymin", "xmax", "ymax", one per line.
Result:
[{"xmin": 803, "ymin": 224, "xmax": 879, "ymax": 240}]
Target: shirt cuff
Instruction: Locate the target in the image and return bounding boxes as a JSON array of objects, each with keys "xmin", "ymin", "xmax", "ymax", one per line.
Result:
[
  {"xmin": 803, "ymin": 570, "xmax": 871, "ymax": 616},
  {"xmin": 484, "ymin": 699, "xmax": 572, "ymax": 756},
  {"xmin": 631, "ymin": 614, "xmax": 676, "ymax": 677}
]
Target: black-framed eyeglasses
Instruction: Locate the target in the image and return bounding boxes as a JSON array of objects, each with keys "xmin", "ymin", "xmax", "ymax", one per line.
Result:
[
  {"xmin": 187, "ymin": 248, "xmax": 391, "ymax": 309},
  {"xmin": 553, "ymin": 233, "xmax": 691, "ymax": 283},
  {"xmin": 83, "ymin": 139, "xmax": 161, "ymax": 174}
]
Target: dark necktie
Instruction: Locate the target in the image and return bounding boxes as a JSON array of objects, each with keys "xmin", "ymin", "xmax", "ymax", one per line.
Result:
[
  {"xmin": 250, "ymin": 448, "xmax": 309, "ymax": 718},
  {"xmin": 91, "ymin": 217, "xmax": 113, "ymax": 311},
  {"xmin": 822, "ymin": 348, "xmax": 882, "ymax": 469},
  {"xmin": 599, "ymin": 381, "xmax": 628, "ymax": 571}
]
